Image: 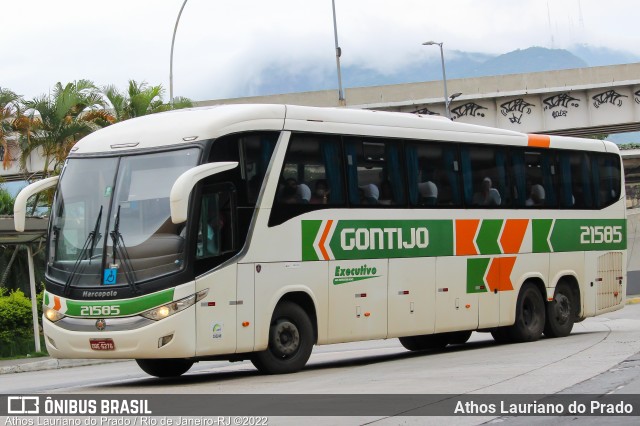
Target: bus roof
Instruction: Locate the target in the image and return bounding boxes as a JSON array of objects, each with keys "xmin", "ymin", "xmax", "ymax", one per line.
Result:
[{"xmin": 70, "ymin": 104, "xmax": 613, "ymax": 155}]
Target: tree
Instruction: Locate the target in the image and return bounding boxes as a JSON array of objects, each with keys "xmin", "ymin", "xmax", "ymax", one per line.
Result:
[
  {"xmin": 102, "ymin": 80, "xmax": 193, "ymax": 122},
  {"xmin": 18, "ymin": 80, "xmax": 113, "ymax": 180},
  {"xmin": 0, "ymin": 88, "xmax": 23, "ymax": 170},
  {"xmin": 0, "ymin": 184, "xmax": 13, "ymax": 214}
]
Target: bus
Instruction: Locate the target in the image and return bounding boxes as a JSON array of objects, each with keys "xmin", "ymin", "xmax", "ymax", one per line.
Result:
[{"xmin": 14, "ymin": 104, "xmax": 627, "ymax": 377}]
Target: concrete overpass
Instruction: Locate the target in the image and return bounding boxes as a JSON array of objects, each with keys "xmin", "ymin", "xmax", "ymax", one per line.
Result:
[
  {"xmin": 197, "ymin": 62, "xmax": 640, "ymax": 137},
  {"xmin": 3, "ymin": 63, "xmax": 640, "ymax": 182}
]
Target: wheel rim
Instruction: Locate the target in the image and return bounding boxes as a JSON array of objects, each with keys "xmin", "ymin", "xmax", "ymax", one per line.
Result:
[
  {"xmin": 271, "ymin": 319, "xmax": 300, "ymax": 358},
  {"xmin": 553, "ymin": 293, "xmax": 571, "ymax": 325}
]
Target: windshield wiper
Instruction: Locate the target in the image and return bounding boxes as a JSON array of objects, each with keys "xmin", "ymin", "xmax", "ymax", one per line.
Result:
[
  {"xmin": 110, "ymin": 205, "xmax": 139, "ymax": 294},
  {"xmin": 63, "ymin": 206, "xmax": 103, "ymax": 296}
]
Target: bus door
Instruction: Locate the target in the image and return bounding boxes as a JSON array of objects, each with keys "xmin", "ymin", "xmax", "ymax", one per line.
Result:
[{"xmin": 195, "ymin": 184, "xmax": 240, "ymax": 356}]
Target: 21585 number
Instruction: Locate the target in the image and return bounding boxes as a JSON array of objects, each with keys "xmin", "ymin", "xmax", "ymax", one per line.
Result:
[
  {"xmin": 80, "ymin": 305, "xmax": 121, "ymax": 316},
  {"xmin": 580, "ymin": 225, "xmax": 623, "ymax": 244}
]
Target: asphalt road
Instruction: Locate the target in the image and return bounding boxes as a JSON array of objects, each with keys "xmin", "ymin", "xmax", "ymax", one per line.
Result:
[{"xmin": 3, "ymin": 304, "xmax": 640, "ymax": 425}]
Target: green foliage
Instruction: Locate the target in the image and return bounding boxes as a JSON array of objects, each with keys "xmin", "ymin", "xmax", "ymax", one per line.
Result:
[
  {"xmin": 0, "ymin": 290, "xmax": 33, "ymax": 341},
  {"xmin": 618, "ymin": 143, "xmax": 640, "ymax": 150},
  {"xmin": 0, "ymin": 290, "xmax": 45, "ymax": 357},
  {"xmin": 102, "ymin": 80, "xmax": 193, "ymax": 122},
  {"xmin": 0, "ymin": 185, "xmax": 13, "ymax": 214}
]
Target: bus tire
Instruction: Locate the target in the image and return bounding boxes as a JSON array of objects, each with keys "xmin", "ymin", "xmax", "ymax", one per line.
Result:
[
  {"xmin": 251, "ymin": 301, "xmax": 314, "ymax": 374},
  {"xmin": 491, "ymin": 327, "xmax": 512, "ymax": 344},
  {"xmin": 399, "ymin": 333, "xmax": 449, "ymax": 351},
  {"xmin": 544, "ymin": 282, "xmax": 575, "ymax": 338},
  {"xmin": 135, "ymin": 358, "xmax": 193, "ymax": 377},
  {"xmin": 507, "ymin": 282, "xmax": 545, "ymax": 342},
  {"xmin": 448, "ymin": 330, "xmax": 473, "ymax": 345}
]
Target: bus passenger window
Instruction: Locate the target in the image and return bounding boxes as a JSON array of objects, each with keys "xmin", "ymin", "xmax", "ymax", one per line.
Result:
[
  {"xmin": 405, "ymin": 142, "xmax": 461, "ymax": 208},
  {"xmin": 345, "ymin": 138, "xmax": 405, "ymax": 206},
  {"xmin": 460, "ymin": 145, "xmax": 509, "ymax": 208},
  {"xmin": 511, "ymin": 149, "xmax": 557, "ymax": 208},
  {"xmin": 594, "ymin": 153, "xmax": 621, "ymax": 208},
  {"xmin": 269, "ymin": 133, "xmax": 345, "ymax": 226}
]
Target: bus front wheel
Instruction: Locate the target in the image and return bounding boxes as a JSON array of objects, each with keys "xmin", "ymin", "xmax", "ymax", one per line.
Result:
[
  {"xmin": 507, "ymin": 282, "xmax": 545, "ymax": 342},
  {"xmin": 135, "ymin": 358, "xmax": 194, "ymax": 378},
  {"xmin": 544, "ymin": 282, "xmax": 576, "ymax": 338},
  {"xmin": 251, "ymin": 301, "xmax": 314, "ymax": 374}
]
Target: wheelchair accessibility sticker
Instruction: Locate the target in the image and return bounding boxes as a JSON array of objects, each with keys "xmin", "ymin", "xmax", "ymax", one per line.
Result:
[{"xmin": 103, "ymin": 268, "xmax": 117, "ymax": 285}]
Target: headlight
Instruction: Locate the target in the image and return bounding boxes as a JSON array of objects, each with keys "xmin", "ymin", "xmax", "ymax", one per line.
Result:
[
  {"xmin": 44, "ymin": 305, "xmax": 65, "ymax": 322},
  {"xmin": 141, "ymin": 289, "xmax": 208, "ymax": 321}
]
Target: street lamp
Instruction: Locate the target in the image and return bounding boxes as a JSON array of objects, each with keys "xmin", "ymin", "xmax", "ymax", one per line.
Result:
[
  {"xmin": 331, "ymin": 0, "xmax": 345, "ymax": 105},
  {"xmin": 170, "ymin": 0, "xmax": 189, "ymax": 105},
  {"xmin": 448, "ymin": 92, "xmax": 462, "ymax": 117},
  {"xmin": 422, "ymin": 41, "xmax": 451, "ymax": 118}
]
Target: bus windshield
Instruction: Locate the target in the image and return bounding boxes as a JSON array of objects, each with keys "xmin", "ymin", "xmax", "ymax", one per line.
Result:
[{"xmin": 48, "ymin": 148, "xmax": 200, "ymax": 289}]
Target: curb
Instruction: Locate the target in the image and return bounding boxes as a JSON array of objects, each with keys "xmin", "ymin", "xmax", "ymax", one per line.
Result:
[{"xmin": 0, "ymin": 358, "xmax": 128, "ymax": 375}]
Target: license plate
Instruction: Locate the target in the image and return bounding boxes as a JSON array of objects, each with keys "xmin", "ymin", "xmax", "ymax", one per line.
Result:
[{"xmin": 90, "ymin": 338, "xmax": 115, "ymax": 351}]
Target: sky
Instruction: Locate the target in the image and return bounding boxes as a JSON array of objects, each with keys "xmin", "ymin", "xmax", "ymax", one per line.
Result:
[{"xmin": 2, "ymin": 0, "xmax": 640, "ymax": 103}]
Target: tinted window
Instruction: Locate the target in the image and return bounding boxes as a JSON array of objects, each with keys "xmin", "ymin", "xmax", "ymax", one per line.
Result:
[
  {"xmin": 461, "ymin": 145, "xmax": 509, "ymax": 207},
  {"xmin": 344, "ymin": 138, "xmax": 405, "ymax": 206},
  {"xmin": 405, "ymin": 142, "xmax": 461, "ymax": 207},
  {"xmin": 269, "ymin": 133, "xmax": 344, "ymax": 226}
]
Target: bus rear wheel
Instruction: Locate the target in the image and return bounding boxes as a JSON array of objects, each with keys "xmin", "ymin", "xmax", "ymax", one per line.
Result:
[
  {"xmin": 135, "ymin": 358, "xmax": 194, "ymax": 377},
  {"xmin": 544, "ymin": 282, "xmax": 576, "ymax": 338},
  {"xmin": 399, "ymin": 333, "xmax": 450, "ymax": 351},
  {"xmin": 251, "ymin": 301, "xmax": 314, "ymax": 374},
  {"xmin": 507, "ymin": 282, "xmax": 545, "ymax": 342},
  {"xmin": 448, "ymin": 330, "xmax": 473, "ymax": 345}
]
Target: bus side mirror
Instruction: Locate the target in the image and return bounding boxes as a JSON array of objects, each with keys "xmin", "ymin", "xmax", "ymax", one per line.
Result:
[
  {"xmin": 170, "ymin": 162, "xmax": 238, "ymax": 224},
  {"xmin": 14, "ymin": 176, "xmax": 60, "ymax": 232}
]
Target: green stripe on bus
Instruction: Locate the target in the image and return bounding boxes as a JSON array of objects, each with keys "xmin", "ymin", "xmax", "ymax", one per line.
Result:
[
  {"xmin": 532, "ymin": 219, "xmax": 553, "ymax": 253},
  {"xmin": 467, "ymin": 258, "xmax": 490, "ymax": 293},
  {"xmin": 301, "ymin": 219, "xmax": 454, "ymax": 261},
  {"xmin": 550, "ymin": 219, "xmax": 626, "ymax": 252},
  {"xmin": 476, "ymin": 220, "xmax": 503, "ymax": 255},
  {"xmin": 533, "ymin": 219, "xmax": 626, "ymax": 253},
  {"xmin": 64, "ymin": 288, "xmax": 175, "ymax": 317},
  {"xmin": 301, "ymin": 220, "xmax": 323, "ymax": 261}
]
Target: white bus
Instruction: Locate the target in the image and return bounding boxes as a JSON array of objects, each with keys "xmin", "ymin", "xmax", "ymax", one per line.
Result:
[{"xmin": 14, "ymin": 104, "xmax": 626, "ymax": 377}]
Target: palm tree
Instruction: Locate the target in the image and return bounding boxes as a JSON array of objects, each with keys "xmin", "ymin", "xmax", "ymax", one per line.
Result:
[
  {"xmin": 102, "ymin": 80, "xmax": 192, "ymax": 122},
  {"xmin": 18, "ymin": 80, "xmax": 113, "ymax": 179},
  {"xmin": 0, "ymin": 88, "xmax": 23, "ymax": 170}
]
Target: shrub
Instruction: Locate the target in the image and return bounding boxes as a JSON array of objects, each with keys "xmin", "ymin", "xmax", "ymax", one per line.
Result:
[{"xmin": 0, "ymin": 290, "xmax": 45, "ymax": 357}]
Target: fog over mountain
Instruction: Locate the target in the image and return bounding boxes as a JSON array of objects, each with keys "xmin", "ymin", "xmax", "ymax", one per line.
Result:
[{"xmin": 244, "ymin": 45, "xmax": 639, "ymax": 97}]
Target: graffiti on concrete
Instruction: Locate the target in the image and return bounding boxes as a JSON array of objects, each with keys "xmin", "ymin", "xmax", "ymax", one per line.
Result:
[
  {"xmin": 413, "ymin": 107, "xmax": 440, "ymax": 116},
  {"xmin": 634, "ymin": 89, "xmax": 640, "ymax": 105},
  {"xmin": 543, "ymin": 93, "xmax": 580, "ymax": 119},
  {"xmin": 592, "ymin": 90, "xmax": 628, "ymax": 108},
  {"xmin": 500, "ymin": 98, "xmax": 535, "ymax": 124},
  {"xmin": 450, "ymin": 102, "xmax": 487, "ymax": 120}
]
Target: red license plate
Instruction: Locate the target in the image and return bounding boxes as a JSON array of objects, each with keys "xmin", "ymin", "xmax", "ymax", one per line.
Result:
[{"xmin": 90, "ymin": 338, "xmax": 115, "ymax": 351}]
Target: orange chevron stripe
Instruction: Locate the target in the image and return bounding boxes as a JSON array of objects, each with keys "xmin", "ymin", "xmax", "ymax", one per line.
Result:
[
  {"xmin": 318, "ymin": 220, "xmax": 333, "ymax": 261},
  {"xmin": 528, "ymin": 134, "xmax": 550, "ymax": 148},
  {"xmin": 500, "ymin": 219, "xmax": 529, "ymax": 254},
  {"xmin": 456, "ymin": 219, "xmax": 480, "ymax": 256},
  {"xmin": 53, "ymin": 296, "xmax": 61, "ymax": 311},
  {"xmin": 486, "ymin": 257, "xmax": 516, "ymax": 292}
]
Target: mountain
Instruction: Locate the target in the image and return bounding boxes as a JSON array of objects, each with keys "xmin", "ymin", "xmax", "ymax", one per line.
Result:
[
  {"xmin": 242, "ymin": 45, "xmax": 637, "ymax": 98},
  {"xmin": 466, "ymin": 47, "xmax": 587, "ymax": 76},
  {"xmin": 568, "ymin": 44, "xmax": 640, "ymax": 67}
]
